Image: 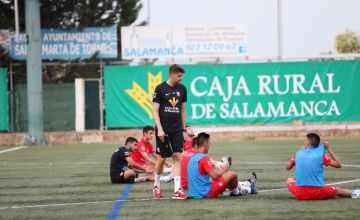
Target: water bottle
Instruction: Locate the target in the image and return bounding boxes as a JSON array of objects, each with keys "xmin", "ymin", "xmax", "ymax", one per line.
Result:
[{"xmin": 351, "ymin": 187, "xmax": 360, "ymax": 199}]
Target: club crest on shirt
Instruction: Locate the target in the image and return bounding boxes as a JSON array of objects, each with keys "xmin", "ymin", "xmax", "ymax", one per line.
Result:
[{"xmin": 176, "ymin": 92, "xmax": 180, "ymax": 97}]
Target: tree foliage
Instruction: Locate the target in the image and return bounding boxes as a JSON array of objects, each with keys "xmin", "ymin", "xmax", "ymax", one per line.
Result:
[
  {"xmin": 0, "ymin": 0, "xmax": 143, "ymax": 29},
  {"xmin": 0, "ymin": 0, "xmax": 144, "ymax": 80},
  {"xmin": 335, "ymin": 29, "xmax": 360, "ymax": 54}
]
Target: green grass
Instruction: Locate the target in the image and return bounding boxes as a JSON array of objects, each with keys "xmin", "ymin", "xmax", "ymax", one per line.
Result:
[{"xmin": 0, "ymin": 138, "xmax": 359, "ymax": 220}]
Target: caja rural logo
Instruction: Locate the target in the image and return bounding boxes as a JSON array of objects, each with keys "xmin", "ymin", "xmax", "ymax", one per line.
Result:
[{"xmin": 125, "ymin": 71, "xmax": 162, "ymax": 120}]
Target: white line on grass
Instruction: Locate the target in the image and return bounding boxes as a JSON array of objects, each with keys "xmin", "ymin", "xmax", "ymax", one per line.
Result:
[
  {"xmin": 258, "ymin": 178, "xmax": 360, "ymax": 193},
  {"xmin": 0, "ymin": 198, "xmax": 172, "ymax": 210},
  {"xmin": 232, "ymin": 161, "xmax": 287, "ymax": 165},
  {"xmin": 0, "ymin": 146, "xmax": 27, "ymax": 154},
  {"xmin": 0, "ymin": 161, "xmax": 106, "ymax": 166},
  {"xmin": 1, "ymin": 179, "xmax": 360, "ymax": 210},
  {"xmin": 2, "ymin": 161, "xmax": 359, "ymax": 167}
]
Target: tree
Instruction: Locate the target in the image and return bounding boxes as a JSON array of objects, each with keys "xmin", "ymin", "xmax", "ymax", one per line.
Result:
[
  {"xmin": 0, "ymin": 0, "xmax": 144, "ymax": 78},
  {"xmin": 0, "ymin": 0, "xmax": 143, "ymax": 29},
  {"xmin": 335, "ymin": 29, "xmax": 360, "ymax": 54}
]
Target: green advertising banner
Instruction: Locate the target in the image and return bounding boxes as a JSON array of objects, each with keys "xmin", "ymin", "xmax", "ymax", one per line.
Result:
[
  {"xmin": 0, "ymin": 68, "xmax": 8, "ymax": 131},
  {"xmin": 104, "ymin": 60, "xmax": 360, "ymax": 128}
]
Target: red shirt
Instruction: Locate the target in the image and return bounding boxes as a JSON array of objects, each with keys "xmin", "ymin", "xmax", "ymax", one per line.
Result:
[
  {"xmin": 198, "ymin": 156, "xmax": 215, "ymax": 175},
  {"xmin": 180, "ymin": 149, "xmax": 198, "ymax": 189},
  {"xmin": 183, "ymin": 140, "xmax": 193, "ymax": 151},
  {"xmin": 130, "ymin": 138, "xmax": 155, "ymax": 166}
]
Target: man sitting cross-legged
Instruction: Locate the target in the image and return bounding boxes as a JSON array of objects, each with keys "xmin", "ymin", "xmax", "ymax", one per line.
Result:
[{"xmin": 187, "ymin": 132, "xmax": 257, "ymax": 198}]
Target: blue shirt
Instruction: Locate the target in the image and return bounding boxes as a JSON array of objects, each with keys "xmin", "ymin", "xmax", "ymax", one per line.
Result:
[
  {"xmin": 187, "ymin": 153, "xmax": 212, "ymax": 198},
  {"xmin": 295, "ymin": 144, "xmax": 326, "ymax": 186}
]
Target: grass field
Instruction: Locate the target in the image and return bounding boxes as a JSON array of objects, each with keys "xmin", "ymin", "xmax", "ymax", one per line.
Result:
[{"xmin": 0, "ymin": 138, "xmax": 359, "ymax": 219}]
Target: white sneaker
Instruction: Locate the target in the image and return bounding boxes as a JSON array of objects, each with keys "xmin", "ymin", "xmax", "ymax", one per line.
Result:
[
  {"xmin": 160, "ymin": 175, "xmax": 173, "ymax": 182},
  {"xmin": 163, "ymin": 167, "xmax": 172, "ymax": 174},
  {"xmin": 351, "ymin": 189, "xmax": 360, "ymax": 199},
  {"xmin": 134, "ymin": 177, "xmax": 147, "ymax": 183}
]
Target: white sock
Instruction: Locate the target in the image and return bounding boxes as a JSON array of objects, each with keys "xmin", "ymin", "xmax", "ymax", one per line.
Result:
[
  {"xmin": 232, "ymin": 187, "xmax": 240, "ymax": 195},
  {"xmin": 174, "ymin": 176, "xmax": 181, "ymax": 192},
  {"xmin": 154, "ymin": 174, "xmax": 161, "ymax": 188},
  {"xmin": 163, "ymin": 167, "xmax": 172, "ymax": 174},
  {"xmin": 240, "ymin": 186, "xmax": 251, "ymax": 195},
  {"xmin": 240, "ymin": 181, "xmax": 251, "ymax": 188},
  {"xmin": 160, "ymin": 175, "xmax": 170, "ymax": 182}
]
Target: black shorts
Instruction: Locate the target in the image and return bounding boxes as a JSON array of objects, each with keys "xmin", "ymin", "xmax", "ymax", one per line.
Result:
[
  {"xmin": 111, "ymin": 170, "xmax": 138, "ymax": 184},
  {"xmin": 155, "ymin": 130, "xmax": 184, "ymax": 158}
]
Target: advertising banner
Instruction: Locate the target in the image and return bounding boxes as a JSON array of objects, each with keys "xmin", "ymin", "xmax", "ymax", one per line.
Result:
[
  {"xmin": 104, "ymin": 61, "xmax": 360, "ymax": 128},
  {"xmin": 10, "ymin": 27, "xmax": 117, "ymax": 60},
  {"xmin": 121, "ymin": 25, "xmax": 247, "ymax": 59}
]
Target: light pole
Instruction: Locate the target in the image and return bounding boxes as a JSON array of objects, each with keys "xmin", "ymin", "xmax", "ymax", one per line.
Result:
[
  {"xmin": 25, "ymin": 0, "xmax": 47, "ymax": 144},
  {"xmin": 277, "ymin": 0, "xmax": 283, "ymax": 60}
]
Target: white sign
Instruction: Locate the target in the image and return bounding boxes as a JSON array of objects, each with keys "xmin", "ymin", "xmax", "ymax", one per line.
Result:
[{"xmin": 121, "ymin": 25, "xmax": 247, "ymax": 59}]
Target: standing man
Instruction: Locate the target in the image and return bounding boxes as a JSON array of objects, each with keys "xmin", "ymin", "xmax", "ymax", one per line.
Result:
[{"xmin": 152, "ymin": 64, "xmax": 188, "ymax": 199}]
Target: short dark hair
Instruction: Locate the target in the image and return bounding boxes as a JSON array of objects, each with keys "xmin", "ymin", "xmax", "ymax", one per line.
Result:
[
  {"xmin": 125, "ymin": 137, "xmax": 138, "ymax": 145},
  {"xmin": 192, "ymin": 137, "xmax": 198, "ymax": 149},
  {"xmin": 306, "ymin": 133, "xmax": 320, "ymax": 147},
  {"xmin": 197, "ymin": 132, "xmax": 210, "ymax": 147},
  {"xmin": 143, "ymin": 125, "xmax": 155, "ymax": 134},
  {"xmin": 169, "ymin": 64, "xmax": 185, "ymax": 74}
]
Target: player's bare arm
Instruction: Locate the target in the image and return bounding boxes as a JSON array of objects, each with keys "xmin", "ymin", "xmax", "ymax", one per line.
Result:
[
  {"xmin": 140, "ymin": 152, "xmax": 157, "ymax": 166},
  {"xmin": 286, "ymin": 156, "xmax": 295, "ymax": 170},
  {"xmin": 153, "ymin": 102, "xmax": 165, "ymax": 142},
  {"xmin": 324, "ymin": 141, "xmax": 342, "ymax": 168},
  {"xmin": 208, "ymin": 164, "xmax": 230, "ymax": 180},
  {"xmin": 126, "ymin": 157, "xmax": 148, "ymax": 173},
  {"xmin": 181, "ymin": 103, "xmax": 186, "ymax": 135}
]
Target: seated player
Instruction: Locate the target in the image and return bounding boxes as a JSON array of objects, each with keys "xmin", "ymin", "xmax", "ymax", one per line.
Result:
[
  {"xmin": 181, "ymin": 137, "xmax": 199, "ymax": 189},
  {"xmin": 187, "ymin": 132, "xmax": 257, "ymax": 198},
  {"xmin": 286, "ymin": 133, "xmax": 360, "ymax": 200},
  {"xmin": 183, "ymin": 126, "xmax": 195, "ymax": 151},
  {"xmin": 131, "ymin": 126, "xmax": 173, "ymax": 173},
  {"xmin": 110, "ymin": 137, "xmax": 153, "ymax": 184},
  {"xmin": 181, "ymin": 136, "xmax": 256, "ymax": 191}
]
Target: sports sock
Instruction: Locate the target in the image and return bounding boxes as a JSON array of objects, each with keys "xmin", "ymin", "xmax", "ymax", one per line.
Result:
[
  {"xmin": 174, "ymin": 176, "xmax": 181, "ymax": 192},
  {"xmin": 154, "ymin": 173, "xmax": 161, "ymax": 188},
  {"xmin": 163, "ymin": 167, "xmax": 172, "ymax": 174},
  {"xmin": 240, "ymin": 181, "xmax": 251, "ymax": 188},
  {"xmin": 232, "ymin": 187, "xmax": 240, "ymax": 195},
  {"xmin": 160, "ymin": 175, "xmax": 170, "ymax": 182}
]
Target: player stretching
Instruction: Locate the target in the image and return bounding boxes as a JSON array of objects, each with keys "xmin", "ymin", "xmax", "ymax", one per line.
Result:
[
  {"xmin": 286, "ymin": 133, "xmax": 360, "ymax": 200},
  {"xmin": 110, "ymin": 137, "xmax": 153, "ymax": 184},
  {"xmin": 131, "ymin": 126, "xmax": 173, "ymax": 172}
]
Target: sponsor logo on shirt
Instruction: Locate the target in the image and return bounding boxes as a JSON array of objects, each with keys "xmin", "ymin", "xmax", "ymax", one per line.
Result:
[{"xmin": 168, "ymin": 97, "xmax": 179, "ymax": 107}]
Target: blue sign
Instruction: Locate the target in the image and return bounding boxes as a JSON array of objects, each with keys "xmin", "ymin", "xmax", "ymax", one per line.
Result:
[{"xmin": 10, "ymin": 27, "xmax": 117, "ymax": 60}]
